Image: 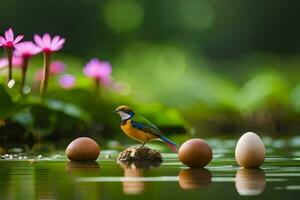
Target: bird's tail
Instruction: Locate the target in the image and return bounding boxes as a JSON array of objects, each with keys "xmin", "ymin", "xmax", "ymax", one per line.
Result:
[{"xmin": 160, "ymin": 135, "xmax": 178, "ymax": 153}]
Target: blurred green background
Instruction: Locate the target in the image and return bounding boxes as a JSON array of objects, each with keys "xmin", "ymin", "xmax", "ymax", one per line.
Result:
[{"xmin": 1, "ymin": 0, "xmax": 300, "ymax": 144}]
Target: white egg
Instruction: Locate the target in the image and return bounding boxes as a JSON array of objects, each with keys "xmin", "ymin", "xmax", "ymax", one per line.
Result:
[{"xmin": 235, "ymin": 132, "xmax": 265, "ymax": 168}]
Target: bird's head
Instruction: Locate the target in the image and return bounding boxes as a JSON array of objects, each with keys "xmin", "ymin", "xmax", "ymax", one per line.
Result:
[{"xmin": 114, "ymin": 105, "xmax": 135, "ymax": 120}]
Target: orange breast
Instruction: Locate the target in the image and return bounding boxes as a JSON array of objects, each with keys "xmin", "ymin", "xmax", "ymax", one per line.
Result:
[{"xmin": 121, "ymin": 119, "xmax": 158, "ymax": 143}]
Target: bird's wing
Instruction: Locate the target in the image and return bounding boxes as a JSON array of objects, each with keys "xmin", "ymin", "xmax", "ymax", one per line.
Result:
[{"xmin": 130, "ymin": 114, "xmax": 162, "ymax": 136}]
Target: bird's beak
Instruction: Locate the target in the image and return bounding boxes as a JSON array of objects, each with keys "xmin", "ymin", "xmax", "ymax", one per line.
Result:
[{"xmin": 113, "ymin": 110, "xmax": 118, "ymax": 113}]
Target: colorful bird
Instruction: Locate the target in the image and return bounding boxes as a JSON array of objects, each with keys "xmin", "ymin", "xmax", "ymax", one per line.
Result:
[{"xmin": 114, "ymin": 105, "xmax": 178, "ymax": 153}]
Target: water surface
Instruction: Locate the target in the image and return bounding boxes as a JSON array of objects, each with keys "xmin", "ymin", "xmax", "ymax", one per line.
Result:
[{"xmin": 1, "ymin": 136, "xmax": 300, "ymax": 199}]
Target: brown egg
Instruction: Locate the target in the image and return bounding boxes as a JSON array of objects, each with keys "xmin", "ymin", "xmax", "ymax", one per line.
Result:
[
  {"xmin": 179, "ymin": 138, "xmax": 213, "ymax": 168},
  {"xmin": 235, "ymin": 132, "xmax": 265, "ymax": 168},
  {"xmin": 66, "ymin": 137, "xmax": 100, "ymax": 161}
]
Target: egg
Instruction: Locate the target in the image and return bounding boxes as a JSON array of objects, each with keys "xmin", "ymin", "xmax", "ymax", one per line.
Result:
[
  {"xmin": 66, "ymin": 137, "xmax": 100, "ymax": 161},
  {"xmin": 235, "ymin": 132, "xmax": 265, "ymax": 168},
  {"xmin": 179, "ymin": 138, "xmax": 213, "ymax": 168}
]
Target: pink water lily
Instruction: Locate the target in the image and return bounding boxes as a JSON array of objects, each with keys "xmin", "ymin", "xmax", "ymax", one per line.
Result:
[
  {"xmin": 83, "ymin": 58, "xmax": 112, "ymax": 93},
  {"xmin": 34, "ymin": 33, "xmax": 65, "ymax": 97},
  {"xmin": 0, "ymin": 28, "xmax": 24, "ymax": 48},
  {"xmin": 59, "ymin": 74, "xmax": 76, "ymax": 89},
  {"xmin": 0, "ymin": 28, "xmax": 24, "ymax": 82},
  {"xmin": 50, "ymin": 60, "xmax": 66, "ymax": 74},
  {"xmin": 34, "ymin": 33, "xmax": 65, "ymax": 53},
  {"xmin": 14, "ymin": 41, "xmax": 42, "ymax": 58},
  {"xmin": 83, "ymin": 58, "xmax": 112, "ymax": 80},
  {"xmin": 14, "ymin": 41, "xmax": 42, "ymax": 94}
]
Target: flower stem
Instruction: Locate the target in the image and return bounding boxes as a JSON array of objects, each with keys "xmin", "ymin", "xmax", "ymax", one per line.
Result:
[
  {"xmin": 95, "ymin": 78, "xmax": 100, "ymax": 95},
  {"xmin": 20, "ymin": 57, "xmax": 29, "ymax": 94},
  {"xmin": 40, "ymin": 52, "xmax": 51, "ymax": 98},
  {"xmin": 6, "ymin": 47, "xmax": 13, "ymax": 83}
]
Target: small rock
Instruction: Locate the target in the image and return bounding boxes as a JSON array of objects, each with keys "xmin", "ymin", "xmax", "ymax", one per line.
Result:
[{"xmin": 118, "ymin": 146, "xmax": 163, "ymax": 169}]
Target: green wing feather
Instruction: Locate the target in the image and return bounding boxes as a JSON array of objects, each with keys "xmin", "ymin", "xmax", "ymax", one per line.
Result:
[
  {"xmin": 131, "ymin": 114, "xmax": 162, "ymax": 136},
  {"xmin": 131, "ymin": 114, "xmax": 178, "ymax": 153}
]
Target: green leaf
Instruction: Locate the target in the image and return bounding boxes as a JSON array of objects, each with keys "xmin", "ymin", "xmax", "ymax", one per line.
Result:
[
  {"xmin": 45, "ymin": 99, "xmax": 91, "ymax": 122},
  {"xmin": 0, "ymin": 85, "xmax": 14, "ymax": 118}
]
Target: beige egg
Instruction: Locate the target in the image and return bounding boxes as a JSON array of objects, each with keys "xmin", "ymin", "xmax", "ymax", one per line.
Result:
[
  {"xmin": 66, "ymin": 137, "xmax": 100, "ymax": 161},
  {"xmin": 179, "ymin": 138, "xmax": 213, "ymax": 168},
  {"xmin": 235, "ymin": 132, "xmax": 265, "ymax": 168}
]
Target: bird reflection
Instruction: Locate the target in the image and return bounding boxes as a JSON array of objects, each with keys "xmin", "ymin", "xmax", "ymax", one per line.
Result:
[
  {"xmin": 179, "ymin": 168, "xmax": 212, "ymax": 190},
  {"xmin": 65, "ymin": 161, "xmax": 100, "ymax": 173},
  {"xmin": 235, "ymin": 168, "xmax": 266, "ymax": 196},
  {"xmin": 119, "ymin": 160, "xmax": 162, "ymax": 195}
]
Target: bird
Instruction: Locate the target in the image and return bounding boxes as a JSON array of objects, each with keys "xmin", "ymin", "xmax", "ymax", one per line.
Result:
[{"xmin": 114, "ymin": 105, "xmax": 178, "ymax": 153}]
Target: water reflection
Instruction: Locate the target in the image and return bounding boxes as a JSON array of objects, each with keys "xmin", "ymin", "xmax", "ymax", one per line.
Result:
[
  {"xmin": 123, "ymin": 167, "xmax": 145, "ymax": 195},
  {"xmin": 65, "ymin": 161, "xmax": 100, "ymax": 173},
  {"xmin": 118, "ymin": 159, "xmax": 162, "ymax": 169},
  {"xmin": 65, "ymin": 161, "xmax": 101, "ymax": 199},
  {"xmin": 119, "ymin": 160, "xmax": 162, "ymax": 195},
  {"xmin": 179, "ymin": 168, "xmax": 212, "ymax": 190},
  {"xmin": 235, "ymin": 168, "xmax": 266, "ymax": 196}
]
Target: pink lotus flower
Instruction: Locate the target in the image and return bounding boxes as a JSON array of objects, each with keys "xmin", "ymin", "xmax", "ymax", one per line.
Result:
[
  {"xmin": 50, "ymin": 60, "xmax": 66, "ymax": 74},
  {"xmin": 34, "ymin": 33, "xmax": 65, "ymax": 53},
  {"xmin": 83, "ymin": 58, "xmax": 112, "ymax": 93},
  {"xmin": 34, "ymin": 33, "xmax": 65, "ymax": 97},
  {"xmin": 0, "ymin": 28, "xmax": 24, "ymax": 48},
  {"xmin": 59, "ymin": 74, "xmax": 76, "ymax": 89},
  {"xmin": 0, "ymin": 28, "xmax": 24, "ymax": 82},
  {"xmin": 14, "ymin": 41, "xmax": 42, "ymax": 58},
  {"xmin": 83, "ymin": 58, "xmax": 112, "ymax": 80},
  {"xmin": 14, "ymin": 42, "xmax": 42, "ymax": 94}
]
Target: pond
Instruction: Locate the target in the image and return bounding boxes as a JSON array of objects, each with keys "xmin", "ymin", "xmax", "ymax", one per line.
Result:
[{"xmin": 1, "ymin": 136, "xmax": 300, "ymax": 200}]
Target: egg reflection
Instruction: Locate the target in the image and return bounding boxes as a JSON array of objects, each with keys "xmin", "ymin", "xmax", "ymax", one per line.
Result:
[
  {"xmin": 65, "ymin": 161, "xmax": 100, "ymax": 173},
  {"xmin": 179, "ymin": 168, "xmax": 212, "ymax": 190},
  {"xmin": 123, "ymin": 168, "xmax": 145, "ymax": 195},
  {"xmin": 235, "ymin": 169, "xmax": 266, "ymax": 196}
]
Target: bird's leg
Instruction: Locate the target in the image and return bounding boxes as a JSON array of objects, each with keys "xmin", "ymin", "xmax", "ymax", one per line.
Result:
[{"xmin": 139, "ymin": 142, "xmax": 146, "ymax": 149}]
